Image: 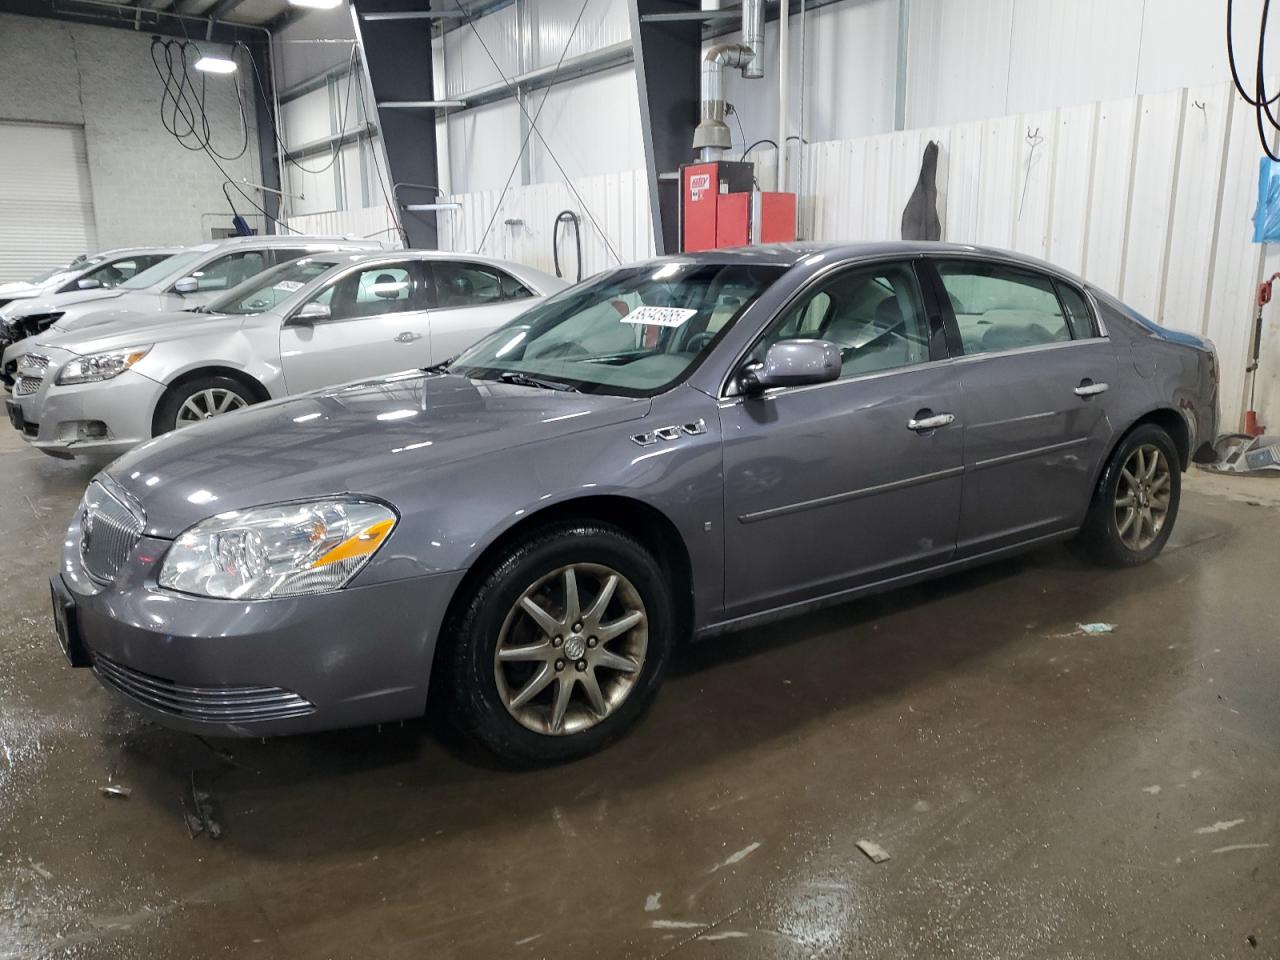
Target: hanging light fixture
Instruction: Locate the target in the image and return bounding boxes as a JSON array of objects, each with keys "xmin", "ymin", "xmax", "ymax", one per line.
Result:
[{"xmin": 193, "ymin": 55, "xmax": 237, "ymax": 74}]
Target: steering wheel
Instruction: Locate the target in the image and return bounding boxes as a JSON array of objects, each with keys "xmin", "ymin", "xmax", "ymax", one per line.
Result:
[{"xmin": 684, "ymin": 330, "xmax": 718, "ymax": 353}]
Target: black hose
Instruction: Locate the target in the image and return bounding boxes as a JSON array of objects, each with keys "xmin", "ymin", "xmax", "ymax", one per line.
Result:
[
  {"xmin": 553, "ymin": 210, "xmax": 582, "ymax": 283},
  {"xmin": 1227, "ymin": 0, "xmax": 1280, "ymax": 160}
]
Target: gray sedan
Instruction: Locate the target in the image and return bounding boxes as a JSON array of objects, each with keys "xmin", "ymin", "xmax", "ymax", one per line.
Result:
[{"xmin": 51, "ymin": 242, "xmax": 1218, "ymax": 764}]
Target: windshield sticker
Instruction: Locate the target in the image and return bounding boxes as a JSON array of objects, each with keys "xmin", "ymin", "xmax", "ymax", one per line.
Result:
[
  {"xmin": 274, "ymin": 280, "xmax": 305, "ymax": 293},
  {"xmin": 621, "ymin": 305, "xmax": 697, "ymax": 328}
]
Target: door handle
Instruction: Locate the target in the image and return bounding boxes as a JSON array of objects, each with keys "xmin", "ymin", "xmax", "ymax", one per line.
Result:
[
  {"xmin": 1074, "ymin": 380, "xmax": 1109, "ymax": 397},
  {"xmin": 907, "ymin": 412, "xmax": 956, "ymax": 432},
  {"xmin": 394, "ymin": 331, "xmax": 423, "ymax": 343}
]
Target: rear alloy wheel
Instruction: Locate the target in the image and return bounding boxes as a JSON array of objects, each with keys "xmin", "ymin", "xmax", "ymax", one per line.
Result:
[
  {"xmin": 1113, "ymin": 443, "xmax": 1172, "ymax": 552},
  {"xmin": 155, "ymin": 375, "xmax": 255, "ymax": 436},
  {"xmin": 1074, "ymin": 423, "xmax": 1181, "ymax": 567},
  {"xmin": 445, "ymin": 523, "xmax": 673, "ymax": 764}
]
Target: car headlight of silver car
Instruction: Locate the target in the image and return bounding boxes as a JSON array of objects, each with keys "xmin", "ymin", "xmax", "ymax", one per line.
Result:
[
  {"xmin": 159, "ymin": 499, "xmax": 398, "ymax": 600},
  {"xmin": 55, "ymin": 345, "xmax": 152, "ymax": 385}
]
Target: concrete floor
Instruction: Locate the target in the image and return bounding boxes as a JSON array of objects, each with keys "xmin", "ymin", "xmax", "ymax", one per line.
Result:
[{"xmin": 1, "ymin": 427, "xmax": 1278, "ymax": 960}]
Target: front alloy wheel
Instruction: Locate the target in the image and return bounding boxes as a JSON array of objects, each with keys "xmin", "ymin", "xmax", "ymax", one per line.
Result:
[
  {"xmin": 175, "ymin": 387, "xmax": 248, "ymax": 426},
  {"xmin": 495, "ymin": 564, "xmax": 647, "ymax": 736},
  {"xmin": 443, "ymin": 522, "xmax": 674, "ymax": 764}
]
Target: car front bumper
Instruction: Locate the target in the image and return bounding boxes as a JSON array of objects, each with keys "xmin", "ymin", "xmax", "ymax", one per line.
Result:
[
  {"xmin": 9, "ymin": 349, "xmax": 164, "ymax": 460},
  {"xmin": 59, "ymin": 512, "xmax": 464, "ymax": 737}
]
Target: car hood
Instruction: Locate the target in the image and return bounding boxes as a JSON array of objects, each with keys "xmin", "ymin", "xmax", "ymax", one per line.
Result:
[
  {"xmin": 0, "ymin": 281, "xmax": 42, "ymax": 300},
  {"xmin": 3, "ymin": 287, "xmax": 123, "ymax": 319},
  {"xmin": 105, "ymin": 373, "xmax": 651, "ymax": 539},
  {"xmin": 39, "ymin": 310, "xmax": 243, "ymax": 355}
]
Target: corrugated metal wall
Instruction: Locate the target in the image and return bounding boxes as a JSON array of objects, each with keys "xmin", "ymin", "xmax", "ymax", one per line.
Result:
[
  {"xmin": 796, "ymin": 80, "xmax": 1265, "ymax": 431},
  {"xmin": 436, "ymin": 168, "xmax": 655, "ymax": 279},
  {"xmin": 286, "ymin": 205, "xmax": 402, "ymax": 247}
]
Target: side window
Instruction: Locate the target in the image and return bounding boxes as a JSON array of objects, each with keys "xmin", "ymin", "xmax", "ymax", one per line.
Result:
[
  {"xmin": 306, "ymin": 263, "xmax": 421, "ymax": 322},
  {"xmin": 1056, "ymin": 282, "xmax": 1098, "ymax": 339},
  {"xmin": 937, "ymin": 262, "xmax": 1071, "ymax": 355},
  {"xmin": 190, "ymin": 251, "xmax": 266, "ymax": 291},
  {"xmin": 73, "ymin": 259, "xmax": 138, "ymax": 290},
  {"xmin": 269, "ymin": 248, "xmax": 312, "ymax": 265},
  {"xmin": 433, "ymin": 262, "xmax": 528, "ymax": 307},
  {"xmin": 760, "ymin": 261, "xmax": 930, "ymax": 378}
]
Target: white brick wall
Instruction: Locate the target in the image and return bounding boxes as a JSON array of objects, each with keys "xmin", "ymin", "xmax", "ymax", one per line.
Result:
[{"xmin": 0, "ymin": 13, "xmax": 263, "ymax": 249}]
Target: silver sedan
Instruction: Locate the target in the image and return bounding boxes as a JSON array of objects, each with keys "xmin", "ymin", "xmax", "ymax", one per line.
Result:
[{"xmin": 6, "ymin": 250, "xmax": 565, "ymax": 460}]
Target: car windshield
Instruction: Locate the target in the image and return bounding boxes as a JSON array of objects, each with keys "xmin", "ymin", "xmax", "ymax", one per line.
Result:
[
  {"xmin": 28, "ymin": 259, "xmax": 93, "ymax": 284},
  {"xmin": 448, "ymin": 261, "xmax": 786, "ymax": 396},
  {"xmin": 209, "ymin": 257, "xmax": 338, "ymax": 316},
  {"xmin": 121, "ymin": 249, "xmax": 205, "ymax": 290}
]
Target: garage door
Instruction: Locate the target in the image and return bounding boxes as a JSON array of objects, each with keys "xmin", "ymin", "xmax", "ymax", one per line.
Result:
[{"xmin": 0, "ymin": 121, "xmax": 98, "ymax": 283}]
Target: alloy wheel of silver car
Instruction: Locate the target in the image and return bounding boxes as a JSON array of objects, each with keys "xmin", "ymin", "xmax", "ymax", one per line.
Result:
[
  {"xmin": 493, "ymin": 563, "xmax": 648, "ymax": 736},
  {"xmin": 1114, "ymin": 443, "xmax": 1172, "ymax": 552},
  {"xmin": 175, "ymin": 388, "xmax": 249, "ymax": 426}
]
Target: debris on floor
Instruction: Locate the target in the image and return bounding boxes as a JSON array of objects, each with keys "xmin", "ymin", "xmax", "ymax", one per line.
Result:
[
  {"xmin": 1076, "ymin": 622, "xmax": 1116, "ymax": 635},
  {"xmin": 182, "ymin": 774, "xmax": 223, "ymax": 839},
  {"xmin": 856, "ymin": 840, "xmax": 891, "ymax": 864},
  {"xmin": 1247, "ymin": 934, "xmax": 1259, "ymax": 948},
  {"xmin": 100, "ymin": 784, "xmax": 132, "ymax": 799},
  {"xmin": 1201, "ymin": 434, "xmax": 1280, "ymax": 474},
  {"xmin": 644, "ymin": 893, "xmax": 661, "ymax": 912},
  {"xmin": 710, "ymin": 841, "xmax": 760, "ymax": 872}
]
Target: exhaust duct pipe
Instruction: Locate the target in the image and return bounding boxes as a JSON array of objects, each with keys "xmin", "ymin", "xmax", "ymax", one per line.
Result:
[{"xmin": 693, "ymin": 0, "xmax": 766, "ymax": 160}]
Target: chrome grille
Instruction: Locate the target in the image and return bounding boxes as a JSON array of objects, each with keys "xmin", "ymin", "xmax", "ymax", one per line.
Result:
[
  {"xmin": 13, "ymin": 353, "xmax": 48, "ymax": 397},
  {"xmin": 79, "ymin": 481, "xmax": 145, "ymax": 584},
  {"xmin": 92, "ymin": 652, "xmax": 315, "ymax": 723}
]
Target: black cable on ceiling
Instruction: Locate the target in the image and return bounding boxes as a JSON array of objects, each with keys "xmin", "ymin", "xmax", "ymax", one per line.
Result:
[
  {"xmin": 150, "ymin": 37, "xmax": 249, "ymax": 162},
  {"xmin": 1227, "ymin": 0, "xmax": 1280, "ymax": 161}
]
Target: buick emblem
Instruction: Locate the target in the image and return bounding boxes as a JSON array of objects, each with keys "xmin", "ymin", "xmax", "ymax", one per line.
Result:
[{"xmin": 80, "ymin": 507, "xmax": 94, "ymax": 554}]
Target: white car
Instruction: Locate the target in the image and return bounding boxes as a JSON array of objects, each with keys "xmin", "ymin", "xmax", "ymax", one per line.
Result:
[
  {"xmin": 0, "ymin": 248, "xmax": 182, "ymax": 382},
  {"xmin": 6, "ymin": 250, "xmax": 567, "ymax": 460},
  {"xmin": 0, "ymin": 235, "xmax": 385, "ymax": 380}
]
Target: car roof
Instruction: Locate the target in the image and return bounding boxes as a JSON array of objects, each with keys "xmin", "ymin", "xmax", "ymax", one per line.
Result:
[
  {"xmin": 657, "ymin": 241, "xmax": 1088, "ymax": 285},
  {"xmin": 205, "ymin": 234, "xmax": 384, "ymax": 249}
]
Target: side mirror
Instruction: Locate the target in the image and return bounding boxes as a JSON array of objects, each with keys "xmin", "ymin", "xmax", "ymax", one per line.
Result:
[
  {"xmin": 289, "ymin": 302, "xmax": 331, "ymax": 325},
  {"xmin": 174, "ymin": 276, "xmax": 200, "ymax": 295},
  {"xmin": 77, "ymin": 278, "xmax": 101, "ymax": 290},
  {"xmin": 740, "ymin": 339, "xmax": 841, "ymax": 394}
]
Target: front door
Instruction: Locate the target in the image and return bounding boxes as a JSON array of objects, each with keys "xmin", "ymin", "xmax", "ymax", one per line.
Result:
[
  {"xmin": 280, "ymin": 261, "xmax": 433, "ymax": 394},
  {"xmin": 720, "ymin": 258, "xmax": 964, "ymax": 619},
  {"xmin": 927, "ymin": 258, "xmax": 1120, "ymax": 556}
]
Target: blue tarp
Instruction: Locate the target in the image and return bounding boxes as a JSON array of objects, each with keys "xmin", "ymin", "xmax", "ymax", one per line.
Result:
[{"xmin": 1254, "ymin": 157, "xmax": 1280, "ymax": 243}]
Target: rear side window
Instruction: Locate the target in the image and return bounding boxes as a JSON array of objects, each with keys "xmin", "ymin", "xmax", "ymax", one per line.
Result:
[
  {"xmin": 432, "ymin": 262, "xmax": 533, "ymax": 308},
  {"xmin": 936, "ymin": 261, "xmax": 1076, "ymax": 355},
  {"xmin": 1055, "ymin": 282, "xmax": 1098, "ymax": 339}
]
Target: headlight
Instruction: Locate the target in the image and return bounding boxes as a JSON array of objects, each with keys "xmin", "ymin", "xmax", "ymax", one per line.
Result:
[
  {"xmin": 159, "ymin": 499, "xmax": 397, "ymax": 600},
  {"xmin": 56, "ymin": 346, "xmax": 152, "ymax": 385}
]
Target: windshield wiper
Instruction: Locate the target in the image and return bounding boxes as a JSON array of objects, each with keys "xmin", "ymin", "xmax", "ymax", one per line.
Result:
[
  {"xmin": 421, "ymin": 357, "xmax": 454, "ymax": 374},
  {"xmin": 496, "ymin": 370, "xmax": 578, "ymax": 392}
]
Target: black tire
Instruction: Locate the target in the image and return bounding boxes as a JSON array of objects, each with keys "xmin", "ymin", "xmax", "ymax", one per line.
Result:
[
  {"xmin": 1073, "ymin": 423, "xmax": 1182, "ymax": 568},
  {"xmin": 153, "ymin": 374, "xmax": 256, "ymax": 437},
  {"xmin": 443, "ymin": 522, "xmax": 674, "ymax": 765}
]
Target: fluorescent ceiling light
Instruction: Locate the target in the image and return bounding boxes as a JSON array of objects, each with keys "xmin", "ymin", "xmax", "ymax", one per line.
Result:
[
  {"xmin": 193, "ymin": 56, "xmax": 237, "ymax": 74},
  {"xmin": 289, "ymin": 0, "xmax": 343, "ymax": 8}
]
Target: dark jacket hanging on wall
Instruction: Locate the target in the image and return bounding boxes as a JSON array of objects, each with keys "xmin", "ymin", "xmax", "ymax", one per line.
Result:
[{"xmin": 901, "ymin": 140, "xmax": 942, "ymax": 242}]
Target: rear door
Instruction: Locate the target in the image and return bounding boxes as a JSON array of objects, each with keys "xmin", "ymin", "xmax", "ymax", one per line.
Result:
[
  {"xmin": 425, "ymin": 260, "xmax": 539, "ymax": 362},
  {"xmin": 924, "ymin": 258, "xmax": 1119, "ymax": 556},
  {"xmin": 280, "ymin": 260, "xmax": 433, "ymax": 393}
]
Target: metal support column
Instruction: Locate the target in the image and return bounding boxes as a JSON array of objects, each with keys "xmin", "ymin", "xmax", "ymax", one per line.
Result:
[
  {"xmin": 629, "ymin": 0, "xmax": 702, "ymax": 255},
  {"xmin": 350, "ymin": 0, "xmax": 441, "ymax": 247},
  {"xmin": 243, "ymin": 39, "xmax": 283, "ymax": 231}
]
